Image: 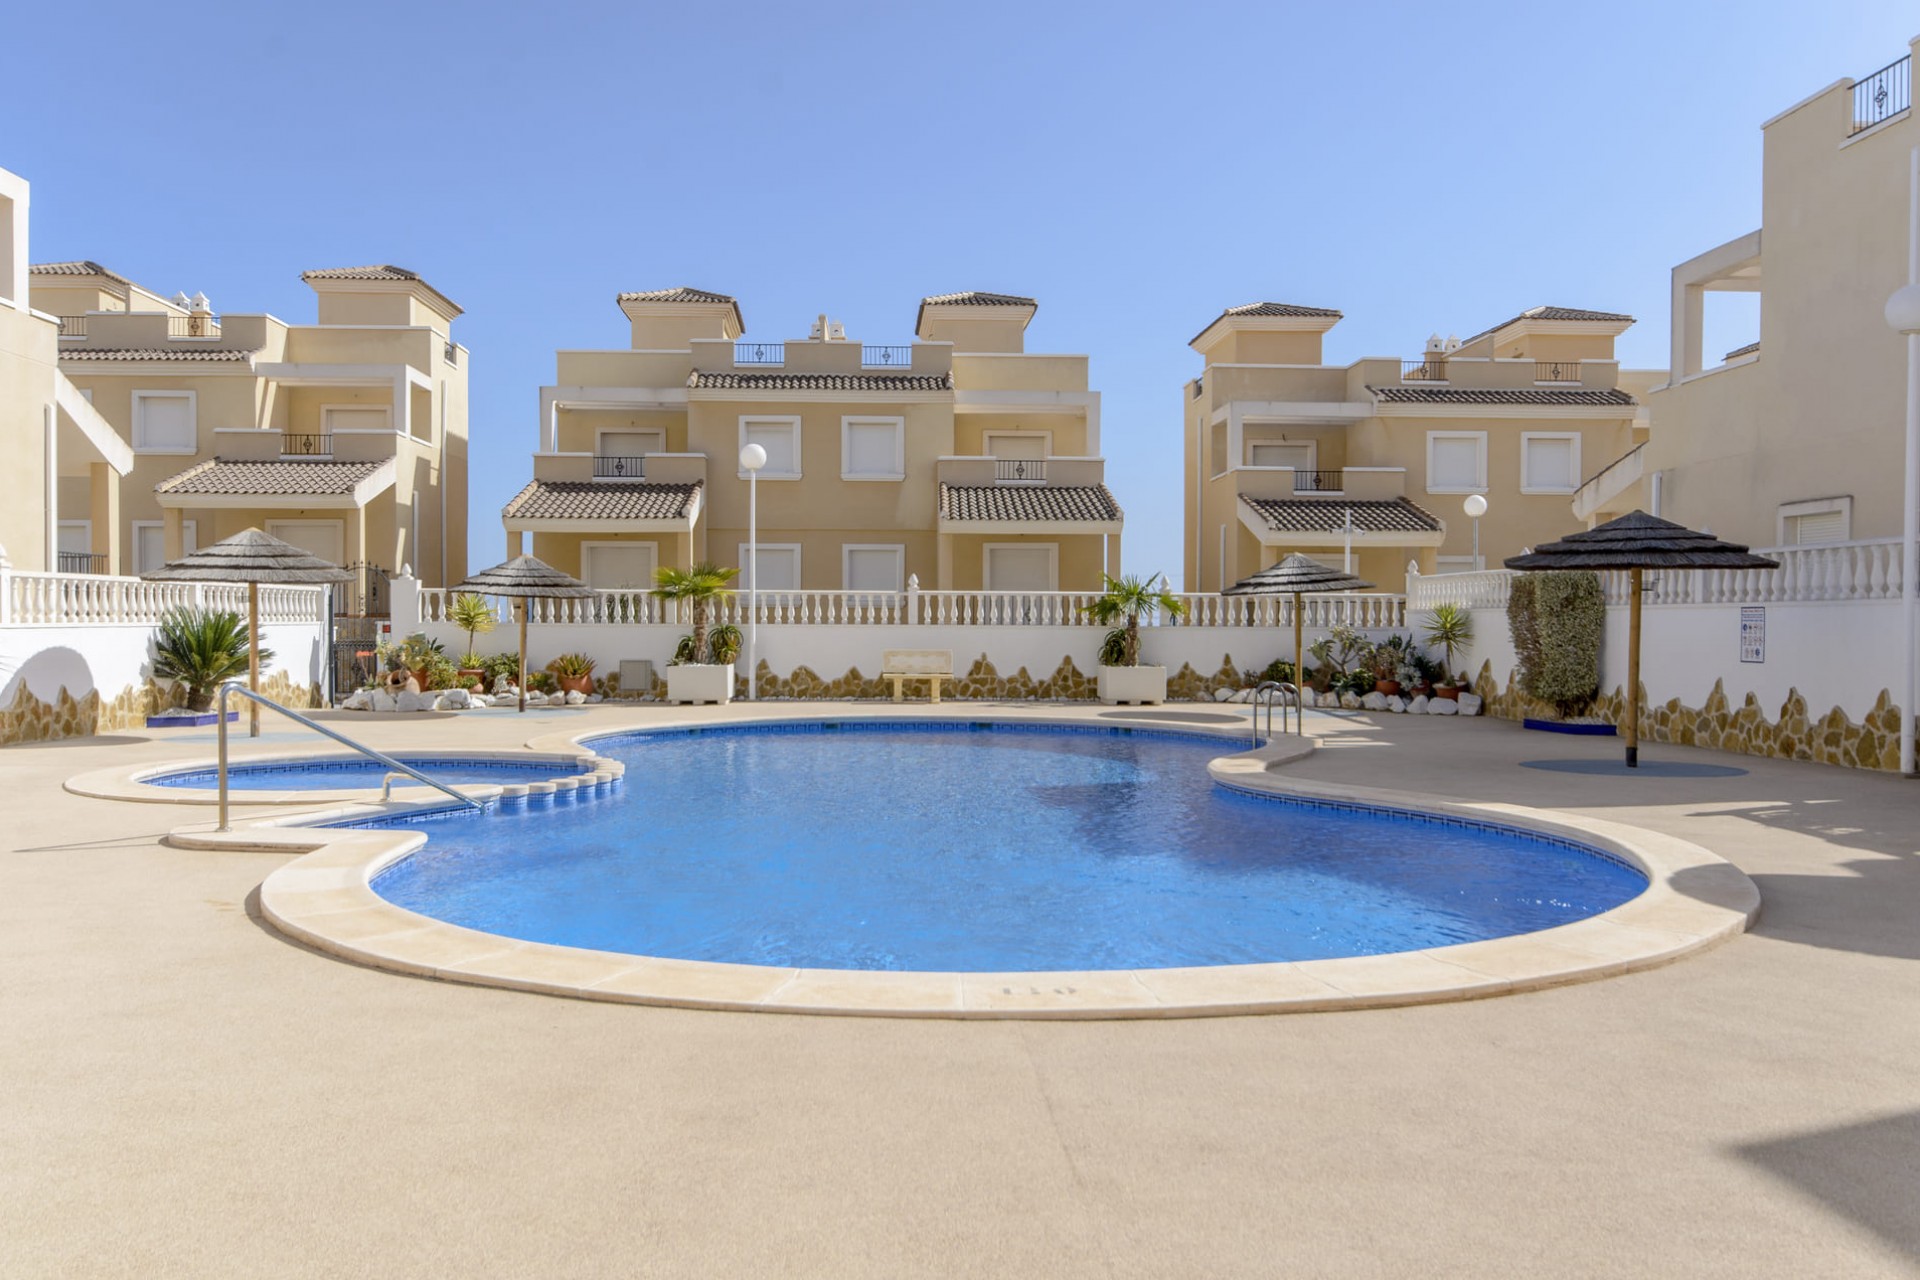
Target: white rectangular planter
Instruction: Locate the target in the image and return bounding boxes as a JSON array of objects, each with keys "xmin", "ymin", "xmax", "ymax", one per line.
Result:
[
  {"xmin": 666, "ymin": 662, "xmax": 734, "ymax": 705},
  {"xmin": 1098, "ymin": 664, "xmax": 1167, "ymax": 705}
]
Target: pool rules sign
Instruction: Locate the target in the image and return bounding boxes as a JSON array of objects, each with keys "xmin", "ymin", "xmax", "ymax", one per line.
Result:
[{"xmin": 1740, "ymin": 606, "xmax": 1766, "ymax": 663}]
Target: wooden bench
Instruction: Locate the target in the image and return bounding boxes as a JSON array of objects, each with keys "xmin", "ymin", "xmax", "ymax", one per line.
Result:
[{"xmin": 881, "ymin": 649, "xmax": 954, "ymax": 704}]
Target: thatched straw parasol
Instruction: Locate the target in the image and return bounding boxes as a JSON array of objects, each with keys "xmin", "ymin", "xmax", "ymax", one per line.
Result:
[
  {"xmin": 1505, "ymin": 510, "xmax": 1778, "ymax": 768},
  {"xmin": 1224, "ymin": 554, "xmax": 1375, "ymax": 705},
  {"xmin": 450, "ymin": 556, "xmax": 596, "ymax": 713},
  {"xmin": 143, "ymin": 528, "xmax": 352, "ymax": 737}
]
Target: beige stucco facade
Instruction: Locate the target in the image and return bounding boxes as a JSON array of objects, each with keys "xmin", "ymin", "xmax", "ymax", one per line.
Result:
[
  {"xmin": 507, "ymin": 289, "xmax": 1121, "ymax": 594},
  {"xmin": 30, "ymin": 262, "xmax": 468, "ymax": 601},
  {"xmin": 1183, "ymin": 302, "xmax": 1649, "ymax": 592},
  {"xmin": 1578, "ymin": 36, "xmax": 1920, "ymax": 549}
]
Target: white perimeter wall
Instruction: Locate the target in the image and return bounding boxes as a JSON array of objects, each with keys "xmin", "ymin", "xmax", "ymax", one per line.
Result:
[{"xmin": 0, "ymin": 618, "xmax": 329, "ymax": 708}]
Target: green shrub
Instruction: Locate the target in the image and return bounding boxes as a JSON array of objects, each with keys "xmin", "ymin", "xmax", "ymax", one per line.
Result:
[
  {"xmin": 707, "ymin": 624, "xmax": 743, "ymax": 666},
  {"xmin": 1259, "ymin": 658, "xmax": 1297, "ymax": 686},
  {"xmin": 1507, "ymin": 571, "xmax": 1605, "ymax": 718},
  {"xmin": 478, "ymin": 652, "xmax": 523, "ymax": 686},
  {"xmin": 151, "ymin": 607, "xmax": 271, "ymax": 711}
]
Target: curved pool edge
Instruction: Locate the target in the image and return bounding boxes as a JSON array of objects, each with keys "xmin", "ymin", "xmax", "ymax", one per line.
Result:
[
  {"xmin": 67, "ymin": 748, "xmax": 612, "ymax": 807},
  {"xmin": 184, "ymin": 707, "xmax": 1759, "ymax": 1020}
]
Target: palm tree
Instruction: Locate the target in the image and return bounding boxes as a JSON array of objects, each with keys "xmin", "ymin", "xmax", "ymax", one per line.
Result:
[
  {"xmin": 651, "ymin": 562, "xmax": 739, "ymax": 664},
  {"xmin": 1082, "ymin": 573, "xmax": 1186, "ymax": 667},
  {"xmin": 1421, "ymin": 602, "xmax": 1475, "ymax": 685},
  {"xmin": 151, "ymin": 607, "xmax": 272, "ymax": 711}
]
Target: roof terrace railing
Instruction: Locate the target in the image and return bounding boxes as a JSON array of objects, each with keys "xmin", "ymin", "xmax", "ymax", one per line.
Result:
[
  {"xmin": 1534, "ymin": 360, "xmax": 1582, "ymax": 383},
  {"xmin": 167, "ymin": 314, "xmax": 220, "ymax": 339},
  {"xmin": 861, "ymin": 345, "xmax": 912, "ymax": 367},
  {"xmin": 1852, "ymin": 54, "xmax": 1911, "ymax": 135},
  {"xmin": 56, "ymin": 315, "xmax": 87, "ymax": 338},
  {"xmin": 734, "ymin": 341, "xmax": 785, "ymax": 366},
  {"xmin": 1402, "ymin": 357, "xmax": 1448, "ymax": 382}
]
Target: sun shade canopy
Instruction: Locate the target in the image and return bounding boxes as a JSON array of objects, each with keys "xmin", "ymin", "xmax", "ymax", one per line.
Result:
[
  {"xmin": 452, "ymin": 556, "xmax": 598, "ymax": 599},
  {"xmin": 1504, "ymin": 511, "xmax": 1779, "ymax": 571},
  {"xmin": 1222, "ymin": 553, "xmax": 1375, "ymax": 595},
  {"xmin": 139, "ymin": 527, "xmax": 354, "ymax": 584}
]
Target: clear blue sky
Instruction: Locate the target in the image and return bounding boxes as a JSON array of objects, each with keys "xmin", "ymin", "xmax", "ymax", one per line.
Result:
[{"xmin": 9, "ymin": 1, "xmax": 1914, "ymax": 586}]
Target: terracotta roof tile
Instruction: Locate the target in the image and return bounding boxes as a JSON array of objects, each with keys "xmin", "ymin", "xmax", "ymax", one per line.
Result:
[
  {"xmin": 1219, "ymin": 301, "xmax": 1343, "ymax": 319},
  {"xmin": 616, "ymin": 286, "xmax": 737, "ymax": 305},
  {"xmin": 1370, "ymin": 386, "xmax": 1635, "ymax": 406},
  {"xmin": 919, "ymin": 291, "xmax": 1037, "ymax": 308},
  {"xmin": 60, "ymin": 347, "xmax": 256, "ymax": 362},
  {"xmin": 502, "ymin": 481, "xmax": 701, "ymax": 521},
  {"xmin": 690, "ymin": 370, "xmax": 953, "ymax": 392},
  {"xmin": 300, "ymin": 265, "xmax": 462, "ymax": 316},
  {"xmin": 1463, "ymin": 305, "xmax": 1634, "ymax": 345},
  {"xmin": 30, "ymin": 260, "xmax": 132, "ymax": 284},
  {"xmin": 939, "ymin": 483, "xmax": 1123, "ymax": 523},
  {"xmin": 1238, "ymin": 495, "xmax": 1441, "ymax": 534},
  {"xmin": 155, "ymin": 458, "xmax": 387, "ymax": 497}
]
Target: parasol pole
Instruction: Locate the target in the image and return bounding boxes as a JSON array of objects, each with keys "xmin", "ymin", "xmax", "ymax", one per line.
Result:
[
  {"xmin": 517, "ymin": 599, "xmax": 528, "ymax": 714},
  {"xmin": 1625, "ymin": 567, "xmax": 1642, "ymax": 768},
  {"xmin": 248, "ymin": 580, "xmax": 261, "ymax": 739},
  {"xmin": 1294, "ymin": 590, "xmax": 1305, "ymax": 729}
]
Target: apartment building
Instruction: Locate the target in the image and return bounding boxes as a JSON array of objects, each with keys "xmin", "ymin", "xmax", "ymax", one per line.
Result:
[
  {"xmin": 505, "ymin": 288, "xmax": 1120, "ymax": 594},
  {"xmin": 1577, "ymin": 36, "xmax": 1920, "ymax": 548},
  {"xmin": 0, "ymin": 167, "xmax": 132, "ymax": 574},
  {"xmin": 1183, "ymin": 301, "xmax": 1652, "ymax": 590},
  {"xmin": 30, "ymin": 262, "xmax": 468, "ymax": 605}
]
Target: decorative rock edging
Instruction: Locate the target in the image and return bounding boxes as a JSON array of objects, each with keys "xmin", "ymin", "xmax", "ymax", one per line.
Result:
[
  {"xmin": 187, "ymin": 707, "xmax": 1758, "ymax": 1020},
  {"xmin": 1472, "ymin": 665, "xmax": 1910, "ymax": 772},
  {"xmin": 2, "ymin": 672, "xmax": 319, "ymax": 746}
]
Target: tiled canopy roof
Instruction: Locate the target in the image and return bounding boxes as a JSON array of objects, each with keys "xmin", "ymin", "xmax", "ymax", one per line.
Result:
[
  {"xmin": 690, "ymin": 370, "xmax": 954, "ymax": 392},
  {"xmin": 30, "ymin": 260, "xmax": 132, "ymax": 284},
  {"xmin": 300, "ymin": 265, "xmax": 463, "ymax": 316},
  {"xmin": 1239, "ymin": 495, "xmax": 1441, "ymax": 534},
  {"xmin": 1725, "ymin": 340, "xmax": 1760, "ymax": 360},
  {"xmin": 919, "ymin": 291, "xmax": 1037, "ymax": 308},
  {"xmin": 1464, "ymin": 305, "xmax": 1634, "ymax": 344},
  {"xmin": 60, "ymin": 347, "xmax": 256, "ymax": 362},
  {"xmin": 1220, "ymin": 301, "xmax": 1343, "ymax": 319},
  {"xmin": 155, "ymin": 458, "xmax": 387, "ymax": 497},
  {"xmin": 616, "ymin": 286, "xmax": 737, "ymax": 305},
  {"xmin": 1370, "ymin": 386, "xmax": 1636, "ymax": 406},
  {"xmin": 939, "ymin": 483, "xmax": 1123, "ymax": 523},
  {"xmin": 502, "ymin": 481, "xmax": 702, "ymax": 522}
]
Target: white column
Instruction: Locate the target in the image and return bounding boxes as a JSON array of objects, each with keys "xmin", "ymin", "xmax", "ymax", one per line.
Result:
[{"xmin": 43, "ymin": 402, "xmax": 56, "ymax": 572}]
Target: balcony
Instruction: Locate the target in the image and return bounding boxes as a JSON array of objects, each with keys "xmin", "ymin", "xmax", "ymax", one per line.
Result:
[
  {"xmin": 734, "ymin": 341, "xmax": 785, "ymax": 366},
  {"xmin": 1224, "ymin": 466, "xmax": 1407, "ymax": 503},
  {"xmin": 938, "ymin": 456, "xmax": 1106, "ymax": 487},
  {"xmin": 1852, "ymin": 54, "xmax": 1911, "ymax": 136},
  {"xmin": 861, "ymin": 345, "xmax": 912, "ymax": 367},
  {"xmin": 55, "ymin": 551, "xmax": 108, "ymax": 574},
  {"xmin": 593, "ymin": 455, "xmax": 647, "ymax": 480},
  {"xmin": 994, "ymin": 458, "xmax": 1047, "ymax": 484},
  {"xmin": 279, "ymin": 432, "xmax": 333, "ymax": 458}
]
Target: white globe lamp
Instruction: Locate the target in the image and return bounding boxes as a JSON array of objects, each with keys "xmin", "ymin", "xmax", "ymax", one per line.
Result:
[{"xmin": 1462, "ymin": 494, "xmax": 1488, "ymax": 570}]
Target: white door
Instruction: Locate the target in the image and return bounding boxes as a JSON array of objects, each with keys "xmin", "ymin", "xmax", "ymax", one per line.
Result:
[
  {"xmin": 986, "ymin": 434, "xmax": 1048, "ymax": 459},
  {"xmin": 582, "ymin": 542, "xmax": 657, "ymax": 590},
  {"xmin": 267, "ymin": 520, "xmax": 345, "ymax": 565},
  {"xmin": 984, "ymin": 545, "xmax": 1056, "ymax": 591},
  {"xmin": 322, "ymin": 406, "xmax": 391, "ymax": 435},
  {"xmin": 1249, "ymin": 442, "xmax": 1315, "ymax": 469},
  {"xmin": 134, "ymin": 521, "xmax": 197, "ymax": 573}
]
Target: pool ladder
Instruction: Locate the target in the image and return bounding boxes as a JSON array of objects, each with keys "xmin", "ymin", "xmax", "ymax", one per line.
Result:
[
  {"xmin": 1251, "ymin": 681, "xmax": 1302, "ymax": 746},
  {"xmin": 213, "ymin": 681, "xmax": 484, "ymax": 832}
]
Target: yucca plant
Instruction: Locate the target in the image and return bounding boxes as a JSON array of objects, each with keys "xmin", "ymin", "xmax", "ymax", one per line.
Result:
[
  {"xmin": 1422, "ymin": 603, "xmax": 1475, "ymax": 687},
  {"xmin": 1082, "ymin": 573, "xmax": 1186, "ymax": 667},
  {"xmin": 151, "ymin": 608, "xmax": 271, "ymax": 711},
  {"xmin": 446, "ymin": 592, "xmax": 497, "ymax": 668},
  {"xmin": 652, "ymin": 562, "xmax": 739, "ymax": 664}
]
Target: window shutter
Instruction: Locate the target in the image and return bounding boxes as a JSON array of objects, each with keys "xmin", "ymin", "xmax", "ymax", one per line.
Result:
[
  {"xmin": 1786, "ymin": 510, "xmax": 1846, "ymax": 545},
  {"xmin": 1524, "ymin": 437, "xmax": 1574, "ymax": 490},
  {"xmin": 746, "ymin": 424, "xmax": 797, "ymax": 475},
  {"xmin": 845, "ymin": 548, "xmax": 902, "ymax": 591},
  {"xmin": 845, "ymin": 423, "xmax": 899, "ymax": 476},
  {"xmin": 137, "ymin": 396, "xmax": 195, "ymax": 450},
  {"xmin": 1429, "ymin": 436, "xmax": 1481, "ymax": 489}
]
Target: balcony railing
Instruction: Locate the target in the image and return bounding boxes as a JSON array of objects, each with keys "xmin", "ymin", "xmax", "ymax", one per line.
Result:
[
  {"xmin": 994, "ymin": 458, "xmax": 1048, "ymax": 483},
  {"xmin": 167, "ymin": 314, "xmax": 220, "ymax": 339},
  {"xmin": 56, "ymin": 315, "xmax": 87, "ymax": 338},
  {"xmin": 1401, "ymin": 357, "xmax": 1448, "ymax": 382},
  {"xmin": 1191, "ymin": 376, "xmax": 1204, "ymax": 399},
  {"xmin": 1534, "ymin": 360, "xmax": 1582, "ymax": 383},
  {"xmin": 444, "ymin": 340, "xmax": 459, "ymax": 367},
  {"xmin": 734, "ymin": 341, "xmax": 785, "ymax": 366},
  {"xmin": 280, "ymin": 433, "xmax": 333, "ymax": 458},
  {"xmin": 861, "ymin": 345, "xmax": 912, "ymax": 367},
  {"xmin": 593, "ymin": 455, "xmax": 647, "ymax": 480},
  {"xmin": 55, "ymin": 551, "xmax": 108, "ymax": 575},
  {"xmin": 1291, "ymin": 469, "xmax": 1346, "ymax": 494},
  {"xmin": 1852, "ymin": 54, "xmax": 1911, "ymax": 135}
]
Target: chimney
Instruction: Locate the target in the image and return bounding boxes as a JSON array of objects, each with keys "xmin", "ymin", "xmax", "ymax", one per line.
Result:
[{"xmin": 187, "ymin": 291, "xmax": 214, "ymax": 338}]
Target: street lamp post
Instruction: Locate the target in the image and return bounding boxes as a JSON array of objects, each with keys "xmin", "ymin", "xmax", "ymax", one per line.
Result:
[
  {"xmin": 1883, "ymin": 142, "xmax": 1920, "ymax": 777},
  {"xmin": 739, "ymin": 442, "xmax": 767, "ymax": 700},
  {"xmin": 1331, "ymin": 507, "xmax": 1362, "ymax": 574},
  {"xmin": 1463, "ymin": 493, "xmax": 1489, "ymax": 570}
]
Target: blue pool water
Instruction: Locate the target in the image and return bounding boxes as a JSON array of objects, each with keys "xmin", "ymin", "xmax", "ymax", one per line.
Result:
[
  {"xmin": 364, "ymin": 723, "xmax": 1647, "ymax": 972},
  {"xmin": 152, "ymin": 756, "xmax": 591, "ymax": 791}
]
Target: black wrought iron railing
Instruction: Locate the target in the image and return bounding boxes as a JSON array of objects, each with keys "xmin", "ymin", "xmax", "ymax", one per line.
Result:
[
  {"xmin": 1852, "ymin": 55, "xmax": 1911, "ymax": 136},
  {"xmin": 56, "ymin": 551, "xmax": 107, "ymax": 574},
  {"xmin": 56, "ymin": 315, "xmax": 87, "ymax": 337},
  {"xmin": 1402, "ymin": 357, "xmax": 1448, "ymax": 382},
  {"xmin": 336, "ymin": 562, "xmax": 392, "ymax": 618},
  {"xmin": 1534, "ymin": 360, "xmax": 1582, "ymax": 383},
  {"xmin": 444, "ymin": 340, "xmax": 459, "ymax": 366},
  {"xmin": 861, "ymin": 345, "xmax": 912, "ymax": 367},
  {"xmin": 995, "ymin": 458, "xmax": 1048, "ymax": 483},
  {"xmin": 734, "ymin": 341, "xmax": 785, "ymax": 366},
  {"xmin": 280, "ymin": 432, "xmax": 333, "ymax": 457},
  {"xmin": 1191, "ymin": 376, "xmax": 1204, "ymax": 399},
  {"xmin": 1292, "ymin": 469, "xmax": 1346, "ymax": 494},
  {"xmin": 593, "ymin": 455, "xmax": 647, "ymax": 479},
  {"xmin": 167, "ymin": 314, "xmax": 220, "ymax": 338}
]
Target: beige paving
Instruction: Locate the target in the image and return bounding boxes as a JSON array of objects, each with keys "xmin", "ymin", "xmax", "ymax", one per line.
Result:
[{"xmin": 2, "ymin": 701, "xmax": 1917, "ymax": 1277}]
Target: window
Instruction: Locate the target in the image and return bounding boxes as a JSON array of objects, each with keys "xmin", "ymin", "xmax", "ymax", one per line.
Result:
[
  {"xmin": 265, "ymin": 520, "xmax": 345, "ymax": 565},
  {"xmin": 1426, "ymin": 431, "xmax": 1486, "ymax": 493},
  {"xmin": 581, "ymin": 541, "xmax": 658, "ymax": 590},
  {"xmin": 321, "ymin": 405, "xmax": 392, "ymax": 435},
  {"xmin": 1248, "ymin": 442, "xmax": 1315, "ymax": 469},
  {"xmin": 740, "ymin": 417, "xmax": 800, "ymax": 478},
  {"xmin": 1520, "ymin": 433, "xmax": 1581, "ymax": 494},
  {"xmin": 132, "ymin": 391, "xmax": 196, "ymax": 453},
  {"xmin": 983, "ymin": 544, "xmax": 1057, "ymax": 591},
  {"xmin": 738, "ymin": 543, "xmax": 800, "ymax": 592},
  {"xmin": 842, "ymin": 417, "xmax": 904, "ymax": 480},
  {"xmin": 843, "ymin": 545, "xmax": 904, "ymax": 592},
  {"xmin": 133, "ymin": 521, "xmax": 197, "ymax": 573},
  {"xmin": 1778, "ymin": 497, "xmax": 1852, "ymax": 546}
]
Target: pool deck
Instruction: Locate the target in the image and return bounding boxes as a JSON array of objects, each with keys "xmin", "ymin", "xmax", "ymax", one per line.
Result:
[{"xmin": 4, "ymin": 701, "xmax": 1918, "ymax": 1276}]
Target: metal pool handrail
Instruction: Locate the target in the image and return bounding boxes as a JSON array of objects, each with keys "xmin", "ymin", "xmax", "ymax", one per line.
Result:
[
  {"xmin": 213, "ymin": 681, "xmax": 483, "ymax": 831},
  {"xmin": 1251, "ymin": 681, "xmax": 1300, "ymax": 745}
]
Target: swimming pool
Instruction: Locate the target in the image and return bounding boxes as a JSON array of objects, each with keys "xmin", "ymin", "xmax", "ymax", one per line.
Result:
[
  {"xmin": 149, "ymin": 755, "xmax": 596, "ymax": 792},
  {"xmin": 366, "ymin": 723, "xmax": 1647, "ymax": 972}
]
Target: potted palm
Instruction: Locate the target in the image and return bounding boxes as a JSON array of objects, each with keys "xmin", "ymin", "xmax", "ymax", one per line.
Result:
[
  {"xmin": 653, "ymin": 562, "xmax": 739, "ymax": 704},
  {"xmin": 1422, "ymin": 603, "xmax": 1475, "ymax": 700},
  {"xmin": 1084, "ymin": 572, "xmax": 1186, "ymax": 704},
  {"xmin": 151, "ymin": 607, "xmax": 272, "ymax": 712},
  {"xmin": 446, "ymin": 592, "xmax": 497, "ymax": 688}
]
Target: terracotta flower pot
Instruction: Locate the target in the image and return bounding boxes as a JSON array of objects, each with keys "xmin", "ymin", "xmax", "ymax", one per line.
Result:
[
  {"xmin": 557, "ymin": 674, "xmax": 594, "ymax": 697},
  {"xmin": 1374, "ymin": 680, "xmax": 1401, "ymax": 696},
  {"xmin": 1434, "ymin": 685, "xmax": 1461, "ymax": 701},
  {"xmin": 458, "ymin": 668, "xmax": 486, "ymax": 692}
]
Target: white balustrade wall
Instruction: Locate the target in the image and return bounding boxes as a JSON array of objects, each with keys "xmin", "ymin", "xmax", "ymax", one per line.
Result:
[
  {"xmin": 0, "ymin": 566, "xmax": 331, "ymax": 713},
  {"xmin": 1407, "ymin": 539, "xmax": 1915, "ymax": 729}
]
